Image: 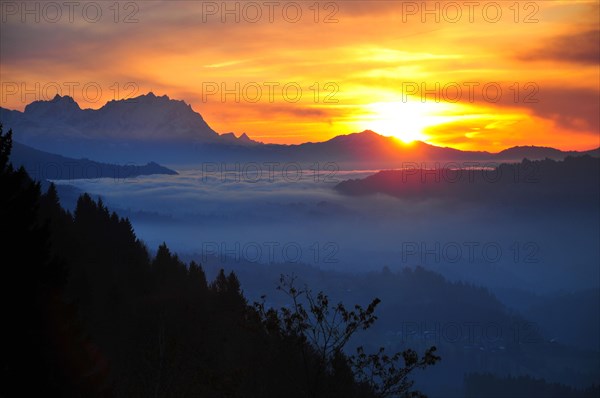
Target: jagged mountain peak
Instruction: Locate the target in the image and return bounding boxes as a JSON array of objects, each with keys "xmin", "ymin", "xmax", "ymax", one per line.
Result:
[
  {"xmin": 14, "ymin": 92, "xmax": 219, "ymax": 143},
  {"xmin": 25, "ymin": 94, "xmax": 81, "ymax": 117}
]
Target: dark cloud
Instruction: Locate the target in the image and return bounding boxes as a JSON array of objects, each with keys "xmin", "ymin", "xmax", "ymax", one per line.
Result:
[
  {"xmin": 518, "ymin": 29, "xmax": 600, "ymax": 65},
  {"xmin": 526, "ymin": 86, "xmax": 600, "ymax": 132},
  {"xmin": 441, "ymin": 83, "xmax": 600, "ymax": 134},
  {"xmin": 487, "ymin": 86, "xmax": 600, "ymax": 133}
]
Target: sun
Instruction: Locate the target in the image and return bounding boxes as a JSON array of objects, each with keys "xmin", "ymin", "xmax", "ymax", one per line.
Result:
[{"xmin": 362, "ymin": 101, "xmax": 451, "ymax": 143}]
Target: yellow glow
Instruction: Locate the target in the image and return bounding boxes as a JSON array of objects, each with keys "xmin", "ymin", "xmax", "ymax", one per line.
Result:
[
  {"xmin": 361, "ymin": 101, "xmax": 456, "ymax": 143},
  {"xmin": 0, "ymin": 0, "xmax": 598, "ymax": 151}
]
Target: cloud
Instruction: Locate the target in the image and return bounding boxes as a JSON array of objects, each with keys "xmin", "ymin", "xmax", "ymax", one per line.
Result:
[
  {"xmin": 257, "ymin": 105, "xmax": 330, "ymax": 118},
  {"xmin": 469, "ymin": 85, "xmax": 599, "ymax": 133},
  {"xmin": 1, "ymin": 0, "xmax": 598, "ymax": 149},
  {"xmin": 525, "ymin": 86, "xmax": 599, "ymax": 132},
  {"xmin": 518, "ymin": 29, "xmax": 600, "ymax": 65}
]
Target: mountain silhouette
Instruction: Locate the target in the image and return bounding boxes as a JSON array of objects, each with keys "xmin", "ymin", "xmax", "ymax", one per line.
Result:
[
  {"xmin": 334, "ymin": 156, "xmax": 600, "ymax": 209},
  {"xmin": 10, "ymin": 140, "xmax": 177, "ymax": 180},
  {"xmin": 0, "ymin": 93, "xmax": 259, "ymax": 150},
  {"xmin": 1, "ymin": 93, "xmax": 597, "ymax": 166}
]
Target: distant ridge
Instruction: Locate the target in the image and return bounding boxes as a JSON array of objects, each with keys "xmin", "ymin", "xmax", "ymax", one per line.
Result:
[
  {"xmin": 334, "ymin": 155, "xmax": 600, "ymax": 207},
  {"xmin": 10, "ymin": 140, "xmax": 178, "ymax": 180},
  {"xmin": 1, "ymin": 93, "xmax": 597, "ymax": 166}
]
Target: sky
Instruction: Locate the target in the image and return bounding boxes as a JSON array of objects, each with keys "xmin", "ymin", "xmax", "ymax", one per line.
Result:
[{"xmin": 1, "ymin": 0, "xmax": 599, "ymax": 150}]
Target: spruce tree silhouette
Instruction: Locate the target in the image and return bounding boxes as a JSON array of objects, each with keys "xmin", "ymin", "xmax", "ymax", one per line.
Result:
[
  {"xmin": 0, "ymin": 125, "xmax": 110, "ymax": 397},
  {"xmin": 1, "ymin": 124, "xmax": 440, "ymax": 397}
]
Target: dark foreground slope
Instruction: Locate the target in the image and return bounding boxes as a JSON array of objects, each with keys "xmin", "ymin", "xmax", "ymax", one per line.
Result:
[{"xmin": 0, "ymin": 126, "xmax": 436, "ymax": 397}]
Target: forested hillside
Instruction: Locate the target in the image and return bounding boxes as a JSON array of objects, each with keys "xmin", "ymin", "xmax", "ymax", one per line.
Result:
[{"xmin": 0, "ymin": 125, "xmax": 438, "ymax": 397}]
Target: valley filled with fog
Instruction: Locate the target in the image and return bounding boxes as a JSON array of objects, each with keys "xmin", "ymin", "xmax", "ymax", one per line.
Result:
[
  {"xmin": 54, "ymin": 165, "xmax": 599, "ymax": 294},
  {"xmin": 3, "ymin": 1, "xmax": 599, "ymax": 395},
  {"xmin": 4, "ymin": 90, "xmax": 599, "ymax": 397},
  {"xmin": 50, "ymin": 162, "xmax": 600, "ymax": 396}
]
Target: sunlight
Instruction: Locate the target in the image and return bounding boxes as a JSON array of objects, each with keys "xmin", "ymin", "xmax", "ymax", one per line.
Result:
[{"xmin": 361, "ymin": 101, "xmax": 455, "ymax": 143}]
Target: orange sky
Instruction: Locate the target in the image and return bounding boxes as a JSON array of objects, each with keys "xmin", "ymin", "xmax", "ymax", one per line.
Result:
[{"xmin": 1, "ymin": 0, "xmax": 598, "ymax": 151}]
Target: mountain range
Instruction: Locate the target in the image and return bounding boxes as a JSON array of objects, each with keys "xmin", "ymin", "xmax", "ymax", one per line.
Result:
[
  {"xmin": 1, "ymin": 93, "xmax": 598, "ymax": 166},
  {"xmin": 334, "ymin": 156, "xmax": 600, "ymax": 209},
  {"xmin": 10, "ymin": 140, "xmax": 177, "ymax": 181}
]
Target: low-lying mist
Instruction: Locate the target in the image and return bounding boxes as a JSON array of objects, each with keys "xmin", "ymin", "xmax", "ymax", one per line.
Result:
[
  {"xmin": 50, "ymin": 163, "xmax": 600, "ymax": 397},
  {"xmin": 53, "ymin": 165, "xmax": 599, "ymax": 295}
]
